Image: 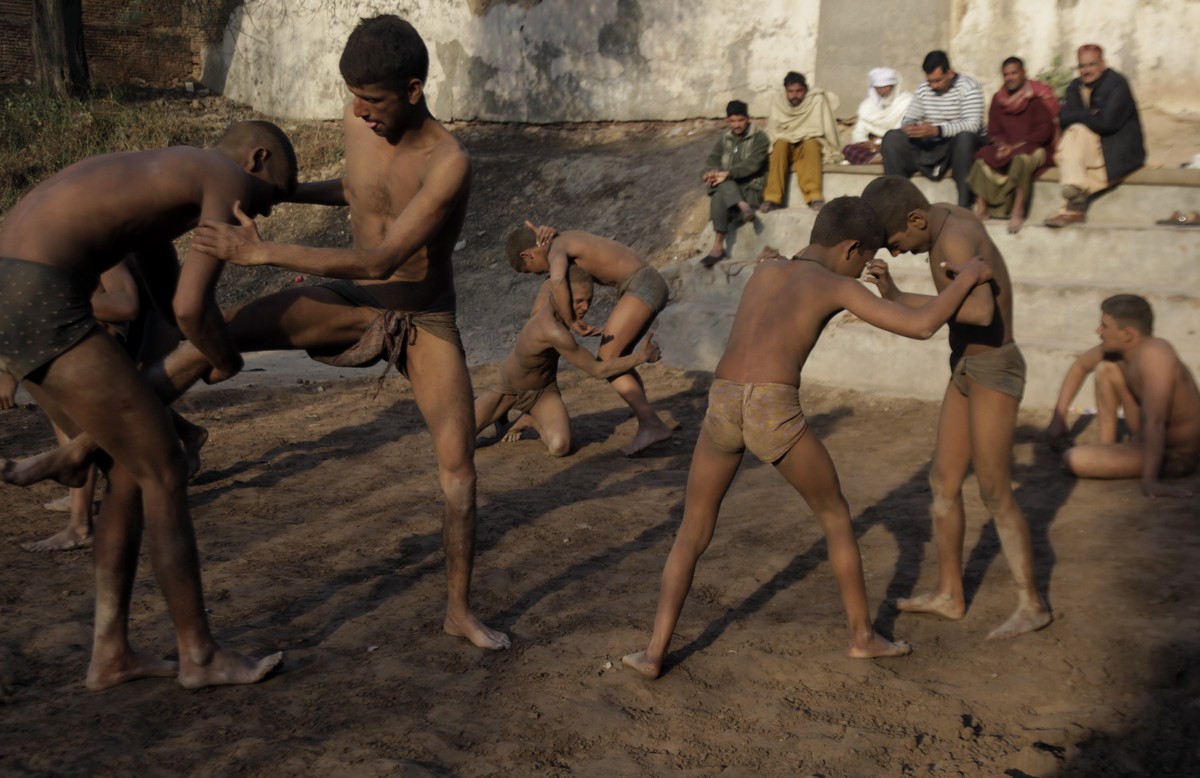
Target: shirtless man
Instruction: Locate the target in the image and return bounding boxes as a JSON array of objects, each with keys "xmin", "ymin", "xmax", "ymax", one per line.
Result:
[
  {"xmin": 623, "ymin": 196, "xmax": 995, "ymax": 679},
  {"xmin": 0, "ymin": 120, "xmax": 297, "ymax": 689},
  {"xmin": 1046, "ymin": 295, "xmax": 1199, "ymax": 498},
  {"xmin": 860, "ymin": 175, "xmax": 1052, "ymax": 640},
  {"xmin": 475, "ymin": 266, "xmax": 662, "ymax": 456},
  {"xmin": 185, "ymin": 16, "xmax": 508, "ymax": 649},
  {"xmin": 505, "ymin": 223, "xmax": 674, "ymax": 455}
]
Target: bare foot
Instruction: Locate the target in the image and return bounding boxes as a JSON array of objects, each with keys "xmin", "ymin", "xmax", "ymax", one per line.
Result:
[
  {"xmin": 986, "ymin": 603, "xmax": 1053, "ymax": 640},
  {"xmin": 177, "ymin": 647, "xmax": 283, "ymax": 689},
  {"xmin": 896, "ymin": 591, "xmax": 965, "ymax": 620},
  {"xmin": 22, "ymin": 526, "xmax": 92, "ymax": 552},
  {"xmin": 2, "ymin": 445, "xmax": 93, "ymax": 488},
  {"xmin": 179, "ymin": 422, "xmax": 208, "ymax": 481},
  {"xmin": 444, "ymin": 612, "xmax": 511, "ymax": 650},
  {"xmin": 974, "ymin": 199, "xmax": 989, "ymax": 221},
  {"xmin": 86, "ymin": 651, "xmax": 178, "ymax": 691},
  {"xmin": 500, "ymin": 415, "xmax": 531, "ymax": 444},
  {"xmin": 1007, "ymin": 213, "xmax": 1026, "ymax": 234},
  {"xmin": 43, "ymin": 493, "xmax": 74, "ymax": 513},
  {"xmin": 621, "ymin": 419, "xmax": 675, "ymax": 456},
  {"xmin": 848, "ymin": 632, "xmax": 912, "ymax": 659},
  {"xmin": 622, "ymin": 650, "xmax": 663, "ymax": 679}
]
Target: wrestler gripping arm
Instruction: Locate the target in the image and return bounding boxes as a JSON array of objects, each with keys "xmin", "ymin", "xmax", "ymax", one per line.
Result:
[
  {"xmin": 548, "ymin": 329, "xmax": 661, "ymax": 380},
  {"xmin": 287, "ymin": 177, "xmax": 350, "ymax": 206},
  {"xmin": 864, "ymin": 234, "xmax": 995, "ymax": 327},
  {"xmin": 91, "ymin": 262, "xmax": 140, "ymax": 324},
  {"xmin": 192, "ymin": 144, "xmax": 469, "ymax": 281},
  {"xmin": 848, "ymin": 256, "xmax": 993, "ymax": 339}
]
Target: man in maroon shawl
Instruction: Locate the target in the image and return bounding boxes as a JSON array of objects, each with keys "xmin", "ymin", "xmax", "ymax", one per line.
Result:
[{"xmin": 967, "ymin": 57, "xmax": 1058, "ymax": 233}]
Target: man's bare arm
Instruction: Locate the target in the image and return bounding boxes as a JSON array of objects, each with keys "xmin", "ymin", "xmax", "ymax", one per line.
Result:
[
  {"xmin": 545, "ymin": 242, "xmax": 575, "ymax": 325},
  {"xmin": 839, "ymin": 257, "xmax": 992, "ymax": 339},
  {"xmin": 193, "ymin": 147, "xmax": 469, "ymax": 280},
  {"xmin": 549, "ymin": 328, "xmax": 660, "ymax": 380},
  {"xmin": 91, "ymin": 262, "xmax": 140, "ymax": 323},
  {"xmin": 1046, "ymin": 346, "xmax": 1106, "ymax": 445},
  {"xmin": 862, "ymin": 257, "xmax": 933, "ymax": 308},
  {"xmin": 931, "ymin": 232, "xmax": 994, "ymax": 326},
  {"xmin": 1135, "ymin": 342, "xmax": 1189, "ymax": 498},
  {"xmin": 288, "ymin": 178, "xmax": 349, "ymax": 206}
]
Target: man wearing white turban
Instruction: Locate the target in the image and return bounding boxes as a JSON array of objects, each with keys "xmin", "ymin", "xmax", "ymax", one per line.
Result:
[{"xmin": 842, "ymin": 67, "xmax": 914, "ymax": 165}]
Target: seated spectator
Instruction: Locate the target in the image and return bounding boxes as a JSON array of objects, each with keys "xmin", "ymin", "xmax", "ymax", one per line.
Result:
[
  {"xmin": 1044, "ymin": 44, "xmax": 1145, "ymax": 228},
  {"xmin": 700, "ymin": 100, "xmax": 769, "ymax": 266},
  {"xmin": 967, "ymin": 56, "xmax": 1058, "ymax": 233},
  {"xmin": 881, "ymin": 50, "xmax": 985, "ymax": 207},
  {"xmin": 760, "ymin": 71, "xmax": 842, "ymax": 213},
  {"xmin": 842, "ymin": 67, "xmax": 913, "ymax": 165}
]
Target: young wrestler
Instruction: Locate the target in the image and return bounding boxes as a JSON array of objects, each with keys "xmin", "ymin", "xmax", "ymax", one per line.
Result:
[
  {"xmin": 475, "ymin": 266, "xmax": 661, "ymax": 456},
  {"xmin": 623, "ymin": 197, "xmax": 994, "ymax": 679},
  {"xmin": 1046, "ymin": 295, "xmax": 1198, "ymax": 498},
  {"xmin": 506, "ymin": 223, "xmax": 674, "ymax": 455},
  {"xmin": 860, "ymin": 175, "xmax": 1052, "ymax": 640},
  {"xmin": 0, "ymin": 120, "xmax": 297, "ymax": 689}
]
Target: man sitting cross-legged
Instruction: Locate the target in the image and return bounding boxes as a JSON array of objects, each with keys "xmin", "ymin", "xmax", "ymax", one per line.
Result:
[
  {"xmin": 506, "ymin": 222, "xmax": 674, "ymax": 455},
  {"xmin": 1046, "ymin": 295, "xmax": 1198, "ymax": 499},
  {"xmin": 0, "ymin": 120, "xmax": 297, "ymax": 690},
  {"xmin": 623, "ymin": 196, "xmax": 996, "ymax": 679},
  {"xmin": 475, "ymin": 266, "xmax": 661, "ymax": 456}
]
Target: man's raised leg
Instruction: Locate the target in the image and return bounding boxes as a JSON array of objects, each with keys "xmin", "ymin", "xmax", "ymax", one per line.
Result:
[
  {"xmin": 407, "ymin": 332, "xmax": 510, "ymax": 650},
  {"xmin": 599, "ymin": 296, "xmax": 673, "ymax": 455},
  {"xmin": 773, "ymin": 433, "xmax": 911, "ymax": 658},
  {"xmin": 966, "ymin": 381, "xmax": 1052, "ymax": 639},
  {"xmin": 898, "ymin": 383, "xmax": 971, "ymax": 620},
  {"xmin": 623, "ymin": 429, "xmax": 743, "ymax": 679}
]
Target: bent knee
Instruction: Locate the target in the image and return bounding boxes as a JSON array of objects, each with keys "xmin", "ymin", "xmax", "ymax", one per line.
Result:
[{"xmin": 545, "ymin": 436, "xmax": 571, "ymax": 458}]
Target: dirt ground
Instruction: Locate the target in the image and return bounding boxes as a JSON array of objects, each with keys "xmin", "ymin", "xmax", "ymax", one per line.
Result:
[{"xmin": 1, "ymin": 100, "xmax": 1199, "ymax": 776}]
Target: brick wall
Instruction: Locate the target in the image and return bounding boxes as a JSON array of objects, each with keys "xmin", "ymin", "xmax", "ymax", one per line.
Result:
[{"xmin": 0, "ymin": 0, "xmax": 216, "ymax": 87}]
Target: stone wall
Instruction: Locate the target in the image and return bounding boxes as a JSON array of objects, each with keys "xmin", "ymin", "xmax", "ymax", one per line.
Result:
[{"xmin": 206, "ymin": 0, "xmax": 1200, "ymax": 122}]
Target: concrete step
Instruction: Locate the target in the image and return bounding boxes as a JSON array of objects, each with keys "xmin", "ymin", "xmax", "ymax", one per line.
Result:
[{"xmin": 807, "ymin": 165, "xmax": 1200, "ymax": 225}]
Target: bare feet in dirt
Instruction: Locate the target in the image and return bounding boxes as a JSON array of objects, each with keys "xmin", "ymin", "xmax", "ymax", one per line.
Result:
[
  {"xmin": 500, "ymin": 416, "xmax": 532, "ymax": 444},
  {"xmin": 2, "ymin": 444, "xmax": 92, "ymax": 488},
  {"xmin": 621, "ymin": 650, "xmax": 662, "ymax": 679},
  {"xmin": 22, "ymin": 526, "xmax": 92, "ymax": 553},
  {"xmin": 444, "ymin": 612, "xmax": 511, "ymax": 650},
  {"xmin": 177, "ymin": 647, "xmax": 284, "ymax": 689},
  {"xmin": 621, "ymin": 419, "xmax": 675, "ymax": 456},
  {"xmin": 86, "ymin": 651, "xmax": 178, "ymax": 691},
  {"xmin": 986, "ymin": 603, "xmax": 1053, "ymax": 640},
  {"xmin": 848, "ymin": 632, "xmax": 912, "ymax": 659},
  {"xmin": 1007, "ymin": 213, "xmax": 1026, "ymax": 234},
  {"xmin": 896, "ymin": 591, "xmax": 965, "ymax": 620}
]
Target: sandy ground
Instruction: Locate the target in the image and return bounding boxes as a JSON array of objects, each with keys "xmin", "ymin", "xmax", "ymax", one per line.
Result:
[{"xmin": 1, "ymin": 360, "xmax": 1197, "ymax": 777}]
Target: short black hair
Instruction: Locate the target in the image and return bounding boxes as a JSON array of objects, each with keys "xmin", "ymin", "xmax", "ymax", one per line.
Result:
[
  {"xmin": 809, "ymin": 196, "xmax": 887, "ymax": 253},
  {"xmin": 783, "ymin": 71, "xmax": 807, "ymax": 89},
  {"xmin": 860, "ymin": 176, "xmax": 931, "ymax": 235},
  {"xmin": 339, "ymin": 15, "xmax": 429, "ymax": 92},
  {"xmin": 505, "ymin": 226, "xmax": 537, "ymax": 271},
  {"xmin": 726, "ymin": 100, "xmax": 748, "ymax": 117},
  {"xmin": 1101, "ymin": 294, "xmax": 1154, "ymax": 335},
  {"xmin": 1002, "ymin": 56, "xmax": 1024, "ymax": 70},
  {"xmin": 922, "ymin": 50, "xmax": 951, "ymax": 74},
  {"xmin": 215, "ymin": 120, "xmax": 299, "ymax": 198}
]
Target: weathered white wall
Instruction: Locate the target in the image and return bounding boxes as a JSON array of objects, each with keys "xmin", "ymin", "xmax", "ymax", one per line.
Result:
[
  {"xmin": 201, "ymin": 0, "xmax": 1199, "ymax": 122},
  {"xmin": 205, "ymin": 0, "xmax": 820, "ymax": 122}
]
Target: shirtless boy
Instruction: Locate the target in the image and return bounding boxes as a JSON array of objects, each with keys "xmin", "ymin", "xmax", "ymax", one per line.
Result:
[
  {"xmin": 0, "ymin": 120, "xmax": 297, "ymax": 689},
  {"xmin": 505, "ymin": 223, "xmax": 674, "ymax": 455},
  {"xmin": 860, "ymin": 175, "xmax": 1052, "ymax": 639},
  {"xmin": 184, "ymin": 16, "xmax": 508, "ymax": 649},
  {"xmin": 1046, "ymin": 295, "xmax": 1199, "ymax": 498},
  {"xmin": 475, "ymin": 266, "xmax": 662, "ymax": 456},
  {"xmin": 623, "ymin": 196, "xmax": 995, "ymax": 679}
]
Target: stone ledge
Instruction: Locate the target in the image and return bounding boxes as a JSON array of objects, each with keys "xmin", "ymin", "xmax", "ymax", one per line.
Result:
[{"xmin": 823, "ymin": 163, "xmax": 1200, "ymax": 188}]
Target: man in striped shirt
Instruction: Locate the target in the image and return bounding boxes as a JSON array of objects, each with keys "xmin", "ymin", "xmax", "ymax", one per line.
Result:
[{"xmin": 880, "ymin": 50, "xmax": 985, "ymax": 207}]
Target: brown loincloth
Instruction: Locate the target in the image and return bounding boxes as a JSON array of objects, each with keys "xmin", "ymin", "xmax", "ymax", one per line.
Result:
[
  {"xmin": 950, "ymin": 341, "xmax": 1026, "ymax": 401},
  {"xmin": 615, "ymin": 265, "xmax": 669, "ymax": 313},
  {"xmin": 491, "ymin": 376, "xmax": 561, "ymax": 414},
  {"xmin": 703, "ymin": 378, "xmax": 810, "ymax": 464}
]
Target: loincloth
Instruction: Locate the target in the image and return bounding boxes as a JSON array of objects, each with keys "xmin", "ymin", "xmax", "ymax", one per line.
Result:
[
  {"xmin": 0, "ymin": 257, "xmax": 98, "ymax": 380},
  {"xmin": 491, "ymin": 375, "xmax": 561, "ymax": 414},
  {"xmin": 615, "ymin": 265, "xmax": 669, "ymax": 314},
  {"xmin": 307, "ymin": 279, "xmax": 463, "ymax": 378},
  {"xmin": 950, "ymin": 341, "xmax": 1026, "ymax": 401},
  {"xmin": 1162, "ymin": 448, "xmax": 1199, "ymax": 480},
  {"xmin": 703, "ymin": 378, "xmax": 809, "ymax": 464}
]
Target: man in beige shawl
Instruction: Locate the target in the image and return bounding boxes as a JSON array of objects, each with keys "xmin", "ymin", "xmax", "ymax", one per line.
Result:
[{"xmin": 761, "ymin": 71, "xmax": 843, "ymax": 212}]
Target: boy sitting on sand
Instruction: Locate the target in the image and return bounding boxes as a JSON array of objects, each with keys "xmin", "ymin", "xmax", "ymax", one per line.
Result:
[
  {"xmin": 1046, "ymin": 294, "xmax": 1198, "ymax": 498},
  {"xmin": 475, "ymin": 265, "xmax": 661, "ymax": 456},
  {"xmin": 506, "ymin": 222, "xmax": 674, "ymax": 455},
  {"xmin": 623, "ymin": 196, "xmax": 993, "ymax": 678}
]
